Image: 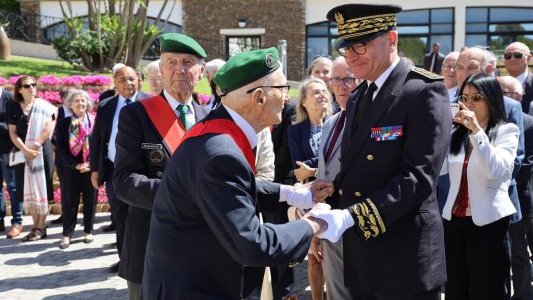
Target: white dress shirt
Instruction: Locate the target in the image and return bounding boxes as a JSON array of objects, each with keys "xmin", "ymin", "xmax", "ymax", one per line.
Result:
[
  {"xmin": 107, "ymin": 92, "xmax": 137, "ymax": 162},
  {"xmin": 368, "ymin": 56, "xmax": 401, "ymax": 101}
]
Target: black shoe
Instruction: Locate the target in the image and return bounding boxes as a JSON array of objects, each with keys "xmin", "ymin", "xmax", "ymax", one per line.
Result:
[
  {"xmin": 109, "ymin": 261, "xmax": 120, "ymax": 273},
  {"xmin": 51, "ymin": 215, "xmax": 63, "ymax": 224},
  {"xmin": 102, "ymin": 223, "xmax": 116, "ymax": 232},
  {"xmin": 0, "ymin": 221, "xmax": 4, "ymax": 232}
]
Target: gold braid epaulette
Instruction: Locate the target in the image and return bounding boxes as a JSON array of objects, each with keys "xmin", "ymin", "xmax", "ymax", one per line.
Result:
[
  {"xmin": 410, "ymin": 67, "xmax": 444, "ymax": 80},
  {"xmin": 350, "ymin": 198, "xmax": 386, "ymax": 240}
]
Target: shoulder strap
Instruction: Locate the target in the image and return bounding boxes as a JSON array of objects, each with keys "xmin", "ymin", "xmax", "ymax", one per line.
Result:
[{"xmin": 140, "ymin": 95, "xmax": 185, "ymax": 155}]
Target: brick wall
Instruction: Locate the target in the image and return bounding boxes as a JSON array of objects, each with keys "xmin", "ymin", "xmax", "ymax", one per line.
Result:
[{"xmin": 182, "ymin": 0, "xmax": 306, "ymax": 81}]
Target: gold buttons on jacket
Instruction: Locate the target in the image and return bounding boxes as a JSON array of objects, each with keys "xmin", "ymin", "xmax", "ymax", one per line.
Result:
[
  {"xmin": 156, "ymin": 171, "xmax": 163, "ymax": 178},
  {"xmin": 367, "ymin": 154, "xmax": 374, "ymax": 161},
  {"xmin": 339, "ymin": 189, "xmax": 343, "ymax": 196},
  {"xmin": 355, "ymin": 192, "xmax": 361, "ymax": 197}
]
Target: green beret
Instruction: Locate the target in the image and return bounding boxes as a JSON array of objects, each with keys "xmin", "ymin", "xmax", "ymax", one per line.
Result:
[
  {"xmin": 159, "ymin": 33, "xmax": 207, "ymax": 58},
  {"xmin": 214, "ymin": 47, "xmax": 280, "ymax": 94}
]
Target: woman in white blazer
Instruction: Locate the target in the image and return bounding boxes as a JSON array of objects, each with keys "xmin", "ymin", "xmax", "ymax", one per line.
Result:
[{"xmin": 441, "ymin": 73, "xmax": 519, "ymax": 300}]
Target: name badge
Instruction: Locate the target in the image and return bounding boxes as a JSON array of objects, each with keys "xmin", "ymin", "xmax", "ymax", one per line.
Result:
[
  {"xmin": 370, "ymin": 125, "xmax": 403, "ymax": 141},
  {"xmin": 142, "ymin": 143, "xmax": 163, "ymax": 150}
]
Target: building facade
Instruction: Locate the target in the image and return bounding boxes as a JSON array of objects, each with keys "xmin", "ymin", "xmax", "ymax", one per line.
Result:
[{"xmin": 15, "ymin": 0, "xmax": 533, "ymax": 80}]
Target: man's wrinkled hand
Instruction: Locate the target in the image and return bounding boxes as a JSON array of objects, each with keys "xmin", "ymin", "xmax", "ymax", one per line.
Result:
[{"xmin": 310, "ymin": 179, "xmax": 334, "ymax": 203}]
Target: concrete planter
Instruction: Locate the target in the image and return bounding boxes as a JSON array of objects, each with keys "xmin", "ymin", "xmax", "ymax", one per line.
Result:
[{"xmin": 0, "ymin": 26, "xmax": 11, "ymax": 60}]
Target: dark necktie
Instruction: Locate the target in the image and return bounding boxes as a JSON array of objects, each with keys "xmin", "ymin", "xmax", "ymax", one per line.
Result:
[
  {"xmin": 354, "ymin": 82, "xmax": 377, "ymax": 133},
  {"xmin": 325, "ymin": 110, "xmax": 346, "ymax": 162},
  {"xmin": 177, "ymin": 104, "xmax": 191, "ymax": 130},
  {"xmin": 125, "ymin": 98, "xmax": 132, "ymax": 105}
]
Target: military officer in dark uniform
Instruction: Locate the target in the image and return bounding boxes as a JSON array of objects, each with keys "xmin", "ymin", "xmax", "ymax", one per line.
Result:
[
  {"xmin": 142, "ymin": 48, "xmax": 332, "ymax": 300},
  {"xmin": 112, "ymin": 33, "xmax": 209, "ymax": 300},
  {"xmin": 308, "ymin": 4, "xmax": 452, "ymax": 300}
]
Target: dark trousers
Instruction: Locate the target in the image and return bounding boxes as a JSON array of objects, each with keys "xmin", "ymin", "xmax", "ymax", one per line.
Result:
[
  {"xmin": 349, "ymin": 287, "xmax": 440, "ymax": 300},
  {"xmin": 105, "ymin": 160, "xmax": 128, "ymax": 257},
  {"xmin": 62, "ymin": 168, "xmax": 96, "ymax": 237},
  {"xmin": 510, "ymin": 215, "xmax": 533, "ymax": 300},
  {"xmin": 0, "ymin": 153, "xmax": 22, "ymax": 225},
  {"xmin": 444, "ymin": 216, "xmax": 510, "ymax": 300},
  {"xmin": 242, "ymin": 266, "xmax": 265, "ymax": 300}
]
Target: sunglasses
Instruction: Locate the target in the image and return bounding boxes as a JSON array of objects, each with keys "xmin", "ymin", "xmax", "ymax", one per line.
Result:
[
  {"xmin": 503, "ymin": 52, "xmax": 527, "ymax": 60},
  {"xmin": 458, "ymin": 94, "xmax": 486, "ymax": 103},
  {"xmin": 22, "ymin": 83, "xmax": 37, "ymax": 89}
]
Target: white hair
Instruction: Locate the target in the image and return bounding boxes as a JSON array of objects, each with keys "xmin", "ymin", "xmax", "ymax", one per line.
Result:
[
  {"xmin": 205, "ymin": 59, "xmax": 226, "ymax": 74},
  {"xmin": 146, "ymin": 60, "xmax": 160, "ymax": 72},
  {"xmin": 112, "ymin": 63, "xmax": 126, "ymax": 75}
]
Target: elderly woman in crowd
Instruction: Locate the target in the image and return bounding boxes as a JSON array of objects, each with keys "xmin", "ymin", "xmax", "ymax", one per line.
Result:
[
  {"xmin": 54, "ymin": 90, "xmax": 97, "ymax": 249},
  {"xmin": 288, "ymin": 77, "xmax": 332, "ymax": 300},
  {"xmin": 441, "ymin": 73, "xmax": 519, "ymax": 299},
  {"xmin": 7, "ymin": 76, "xmax": 57, "ymax": 241}
]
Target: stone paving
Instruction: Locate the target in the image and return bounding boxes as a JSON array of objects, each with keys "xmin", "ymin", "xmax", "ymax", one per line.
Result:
[{"xmin": 0, "ymin": 213, "xmax": 314, "ymax": 300}]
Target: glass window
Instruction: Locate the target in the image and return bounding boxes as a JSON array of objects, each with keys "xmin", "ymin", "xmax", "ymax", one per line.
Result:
[
  {"xmin": 517, "ymin": 35, "xmax": 533, "ymax": 50},
  {"xmin": 397, "ymin": 10, "xmax": 429, "ymax": 24},
  {"xmin": 466, "ymin": 23, "xmax": 487, "ymax": 33},
  {"xmin": 466, "ymin": 8, "xmax": 488, "ymax": 23},
  {"xmin": 431, "ymin": 9, "xmax": 453, "ymax": 23},
  {"xmin": 307, "ymin": 23, "xmax": 329, "ymax": 36},
  {"xmin": 431, "ymin": 24, "xmax": 453, "ymax": 34},
  {"xmin": 398, "ymin": 37, "xmax": 427, "ymax": 66},
  {"xmin": 307, "ymin": 37, "xmax": 329, "ymax": 66},
  {"xmin": 466, "ymin": 34, "xmax": 488, "ymax": 47},
  {"xmin": 431, "ymin": 35, "xmax": 452, "ymax": 55},
  {"xmin": 490, "ymin": 8, "xmax": 533, "ymax": 22},
  {"xmin": 397, "ymin": 26, "xmax": 429, "ymax": 34},
  {"xmin": 227, "ymin": 36, "xmax": 261, "ymax": 58}
]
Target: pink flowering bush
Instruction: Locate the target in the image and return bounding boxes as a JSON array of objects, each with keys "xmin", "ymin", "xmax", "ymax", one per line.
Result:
[
  {"xmin": 38, "ymin": 75, "xmax": 62, "ymax": 86},
  {"xmin": 84, "ymin": 75, "xmax": 112, "ymax": 86},
  {"xmin": 53, "ymin": 187, "xmax": 62, "ymax": 204},
  {"xmin": 9, "ymin": 75, "xmax": 29, "ymax": 85},
  {"xmin": 37, "ymin": 90, "xmax": 62, "ymax": 104},
  {"xmin": 199, "ymin": 94, "xmax": 211, "ymax": 105},
  {"xmin": 0, "ymin": 77, "xmax": 7, "ymax": 85},
  {"xmin": 61, "ymin": 75, "xmax": 85, "ymax": 87},
  {"xmin": 52, "ymin": 186, "xmax": 108, "ymax": 204}
]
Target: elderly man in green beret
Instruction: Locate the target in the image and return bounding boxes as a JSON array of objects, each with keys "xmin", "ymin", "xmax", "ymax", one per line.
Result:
[
  {"xmin": 142, "ymin": 47, "xmax": 332, "ymax": 299},
  {"xmin": 112, "ymin": 33, "xmax": 210, "ymax": 300}
]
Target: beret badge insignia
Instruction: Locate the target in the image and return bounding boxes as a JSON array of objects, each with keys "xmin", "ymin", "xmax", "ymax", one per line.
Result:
[{"xmin": 265, "ymin": 53, "xmax": 275, "ymax": 68}]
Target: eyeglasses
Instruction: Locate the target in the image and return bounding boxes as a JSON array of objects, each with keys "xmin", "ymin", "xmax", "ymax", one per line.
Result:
[
  {"xmin": 443, "ymin": 64, "xmax": 456, "ymax": 70},
  {"xmin": 503, "ymin": 52, "xmax": 527, "ymax": 60},
  {"xmin": 22, "ymin": 83, "xmax": 37, "ymax": 89},
  {"xmin": 148, "ymin": 77, "xmax": 162, "ymax": 82},
  {"xmin": 246, "ymin": 85, "xmax": 291, "ymax": 95},
  {"xmin": 458, "ymin": 94, "xmax": 486, "ymax": 103},
  {"xmin": 331, "ymin": 77, "xmax": 356, "ymax": 86},
  {"xmin": 337, "ymin": 33, "xmax": 384, "ymax": 57}
]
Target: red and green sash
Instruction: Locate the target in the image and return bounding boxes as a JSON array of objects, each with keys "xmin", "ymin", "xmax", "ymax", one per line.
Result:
[
  {"xmin": 178, "ymin": 119, "xmax": 256, "ymax": 174},
  {"xmin": 140, "ymin": 95, "xmax": 185, "ymax": 155}
]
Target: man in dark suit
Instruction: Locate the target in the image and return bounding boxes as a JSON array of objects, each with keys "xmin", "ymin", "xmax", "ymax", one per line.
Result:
[
  {"xmin": 89, "ymin": 65, "xmax": 150, "ymax": 273},
  {"xmin": 423, "ymin": 42, "xmax": 445, "ymax": 74},
  {"xmin": 113, "ymin": 33, "xmax": 209, "ymax": 300},
  {"xmin": 142, "ymin": 47, "xmax": 331, "ymax": 300},
  {"xmin": 308, "ymin": 4, "xmax": 452, "ymax": 299},
  {"xmin": 504, "ymin": 42, "xmax": 532, "ymax": 114},
  {"xmin": 498, "ymin": 75, "xmax": 533, "ymax": 300},
  {"xmin": 0, "ymin": 87, "xmax": 23, "ymax": 237}
]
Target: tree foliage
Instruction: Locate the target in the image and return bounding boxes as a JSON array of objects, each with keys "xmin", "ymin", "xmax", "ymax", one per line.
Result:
[{"xmin": 53, "ymin": 0, "xmax": 175, "ymax": 71}]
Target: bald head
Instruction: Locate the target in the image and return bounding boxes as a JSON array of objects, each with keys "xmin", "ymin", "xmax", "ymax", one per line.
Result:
[
  {"xmin": 113, "ymin": 66, "xmax": 139, "ymax": 98},
  {"xmin": 504, "ymin": 42, "xmax": 531, "ymax": 77},
  {"xmin": 456, "ymin": 47, "xmax": 487, "ymax": 88},
  {"xmin": 497, "ymin": 75, "xmax": 524, "ymax": 101}
]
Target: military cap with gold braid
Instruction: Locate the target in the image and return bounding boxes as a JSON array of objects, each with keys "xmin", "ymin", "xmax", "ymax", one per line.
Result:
[
  {"xmin": 213, "ymin": 47, "xmax": 280, "ymax": 95},
  {"xmin": 159, "ymin": 32, "xmax": 207, "ymax": 58},
  {"xmin": 327, "ymin": 4, "xmax": 402, "ymax": 50}
]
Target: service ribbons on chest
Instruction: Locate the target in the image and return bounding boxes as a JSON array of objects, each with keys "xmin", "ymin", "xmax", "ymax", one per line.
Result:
[{"xmin": 370, "ymin": 125, "xmax": 403, "ymax": 141}]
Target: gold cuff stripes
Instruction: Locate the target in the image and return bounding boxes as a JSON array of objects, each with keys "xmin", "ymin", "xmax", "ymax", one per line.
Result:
[{"xmin": 350, "ymin": 198, "xmax": 386, "ymax": 240}]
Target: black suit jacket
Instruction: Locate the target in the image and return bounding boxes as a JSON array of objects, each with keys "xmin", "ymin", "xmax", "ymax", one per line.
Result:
[
  {"xmin": 54, "ymin": 115, "xmax": 93, "ymax": 169},
  {"xmin": 517, "ymin": 113, "xmax": 533, "ymax": 218},
  {"xmin": 288, "ymin": 120, "xmax": 320, "ymax": 169},
  {"xmin": 272, "ymin": 101, "xmax": 296, "ymax": 184},
  {"xmin": 113, "ymin": 92, "xmax": 208, "ymax": 283},
  {"xmin": 522, "ymin": 72, "xmax": 533, "ymax": 114},
  {"xmin": 142, "ymin": 106, "xmax": 312, "ymax": 300},
  {"xmin": 89, "ymin": 92, "xmax": 150, "ymax": 185},
  {"xmin": 337, "ymin": 60, "xmax": 452, "ymax": 294},
  {"xmin": 423, "ymin": 52, "xmax": 445, "ymax": 74},
  {"xmin": 0, "ymin": 89, "xmax": 14, "ymax": 154}
]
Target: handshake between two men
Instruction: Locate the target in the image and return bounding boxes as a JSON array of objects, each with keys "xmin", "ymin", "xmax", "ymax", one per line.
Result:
[{"xmin": 279, "ymin": 179, "xmax": 355, "ymax": 243}]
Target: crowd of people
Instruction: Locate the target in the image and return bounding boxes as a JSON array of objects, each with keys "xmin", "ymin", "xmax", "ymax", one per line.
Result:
[{"xmin": 0, "ymin": 3, "xmax": 532, "ymax": 300}]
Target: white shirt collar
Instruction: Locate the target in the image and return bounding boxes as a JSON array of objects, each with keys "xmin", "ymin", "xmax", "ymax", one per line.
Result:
[
  {"xmin": 448, "ymin": 86, "xmax": 458, "ymax": 102},
  {"xmin": 369, "ymin": 56, "xmax": 401, "ymax": 97},
  {"xmin": 223, "ymin": 104, "xmax": 258, "ymax": 149},
  {"xmin": 119, "ymin": 92, "xmax": 138, "ymax": 104},
  {"xmin": 516, "ymin": 71, "xmax": 528, "ymax": 85},
  {"xmin": 163, "ymin": 89, "xmax": 193, "ymax": 112}
]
